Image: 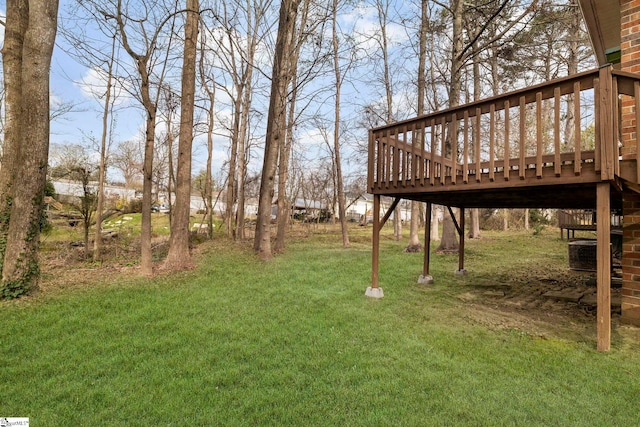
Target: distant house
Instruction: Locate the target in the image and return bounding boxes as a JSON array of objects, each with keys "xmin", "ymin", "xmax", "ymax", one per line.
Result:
[
  {"xmin": 271, "ymin": 198, "xmax": 328, "ymax": 222},
  {"xmin": 52, "ymin": 179, "xmax": 136, "ymax": 204},
  {"xmin": 344, "ymin": 194, "xmax": 411, "ymax": 223}
]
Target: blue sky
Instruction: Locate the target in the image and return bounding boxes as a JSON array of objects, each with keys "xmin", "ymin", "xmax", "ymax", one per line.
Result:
[{"xmin": 1, "ymin": 0, "xmax": 456, "ymax": 186}]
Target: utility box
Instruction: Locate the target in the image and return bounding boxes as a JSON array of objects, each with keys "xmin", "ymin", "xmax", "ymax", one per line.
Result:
[{"xmin": 568, "ymin": 240, "xmax": 614, "ymax": 272}]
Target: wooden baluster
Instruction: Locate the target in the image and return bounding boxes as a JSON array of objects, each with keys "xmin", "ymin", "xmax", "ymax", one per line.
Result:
[
  {"xmin": 463, "ymin": 110, "xmax": 469, "ymax": 183},
  {"xmin": 393, "ymin": 132, "xmax": 399, "ymax": 188},
  {"xmin": 612, "ymin": 76, "xmax": 619, "ymax": 177},
  {"xmin": 420, "ymin": 121, "xmax": 426, "ymax": 186},
  {"xmin": 554, "ymin": 87, "xmax": 561, "ymax": 176},
  {"xmin": 387, "ymin": 135, "xmax": 393, "ymax": 189},
  {"xmin": 430, "ymin": 119, "xmax": 436, "ymax": 186},
  {"xmin": 441, "ymin": 116, "xmax": 447, "ymax": 185},
  {"xmin": 399, "ymin": 125, "xmax": 406, "ymax": 188},
  {"xmin": 594, "ymin": 77, "xmax": 601, "ymax": 173},
  {"xmin": 536, "ymin": 91, "xmax": 543, "ymax": 178},
  {"xmin": 411, "ymin": 123, "xmax": 418, "ymax": 187},
  {"xmin": 368, "ymin": 130, "xmax": 374, "ymax": 191},
  {"xmin": 475, "ymin": 107, "xmax": 481, "ymax": 182},
  {"xmin": 519, "ymin": 96, "xmax": 526, "ymax": 179},
  {"xmin": 504, "ymin": 100, "xmax": 510, "ymax": 181},
  {"xmin": 376, "ymin": 134, "xmax": 385, "ymax": 188},
  {"xmin": 574, "ymin": 81, "xmax": 581, "ymax": 175},
  {"xmin": 405, "ymin": 124, "xmax": 411, "ymax": 186},
  {"xmin": 489, "ymin": 104, "xmax": 495, "ymax": 181},
  {"xmin": 451, "ymin": 113, "xmax": 458, "ymax": 184}
]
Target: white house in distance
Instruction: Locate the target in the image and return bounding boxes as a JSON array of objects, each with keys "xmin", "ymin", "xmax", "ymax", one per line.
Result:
[
  {"xmin": 343, "ymin": 194, "xmax": 411, "ymax": 223},
  {"xmin": 52, "ymin": 180, "xmax": 417, "ymax": 224}
]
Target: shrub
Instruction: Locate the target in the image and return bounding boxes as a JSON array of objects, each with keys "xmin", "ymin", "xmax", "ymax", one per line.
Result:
[{"xmin": 125, "ymin": 199, "xmax": 143, "ymax": 214}]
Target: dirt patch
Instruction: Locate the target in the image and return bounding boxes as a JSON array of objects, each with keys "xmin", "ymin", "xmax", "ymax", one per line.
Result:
[{"xmin": 454, "ymin": 267, "xmax": 622, "ymax": 341}]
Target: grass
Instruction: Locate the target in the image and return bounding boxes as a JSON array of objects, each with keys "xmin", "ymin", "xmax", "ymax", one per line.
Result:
[{"xmin": 2, "ymin": 227, "xmax": 640, "ymax": 425}]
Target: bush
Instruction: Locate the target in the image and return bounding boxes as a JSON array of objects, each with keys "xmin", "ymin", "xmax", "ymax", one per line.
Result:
[
  {"xmin": 125, "ymin": 199, "xmax": 143, "ymax": 214},
  {"xmin": 45, "ymin": 180, "xmax": 56, "ymax": 198}
]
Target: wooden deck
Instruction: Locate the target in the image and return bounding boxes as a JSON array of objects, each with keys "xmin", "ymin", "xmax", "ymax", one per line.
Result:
[
  {"xmin": 368, "ymin": 66, "xmax": 640, "ymax": 209},
  {"xmin": 367, "ymin": 65, "xmax": 640, "ymax": 351},
  {"xmin": 557, "ymin": 209, "xmax": 623, "ymax": 240}
]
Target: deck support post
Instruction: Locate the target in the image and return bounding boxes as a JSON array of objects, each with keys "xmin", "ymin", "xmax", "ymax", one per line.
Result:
[
  {"xmin": 447, "ymin": 206, "xmax": 467, "ymax": 275},
  {"xmin": 367, "ymin": 196, "xmax": 402, "ymax": 297},
  {"xmin": 458, "ymin": 207, "xmax": 466, "ymax": 274},
  {"xmin": 596, "ymin": 183, "xmax": 611, "ymax": 351},
  {"xmin": 418, "ymin": 202, "xmax": 434, "ymax": 284},
  {"xmin": 367, "ymin": 194, "xmax": 384, "ymax": 298}
]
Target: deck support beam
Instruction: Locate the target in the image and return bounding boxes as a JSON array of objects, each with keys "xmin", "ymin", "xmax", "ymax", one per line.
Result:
[
  {"xmin": 367, "ymin": 195, "xmax": 402, "ymax": 299},
  {"xmin": 458, "ymin": 208, "xmax": 466, "ymax": 274},
  {"xmin": 447, "ymin": 206, "xmax": 467, "ymax": 275},
  {"xmin": 596, "ymin": 183, "xmax": 611, "ymax": 351},
  {"xmin": 378, "ymin": 197, "xmax": 401, "ymax": 232},
  {"xmin": 419, "ymin": 202, "xmax": 434, "ymax": 284}
]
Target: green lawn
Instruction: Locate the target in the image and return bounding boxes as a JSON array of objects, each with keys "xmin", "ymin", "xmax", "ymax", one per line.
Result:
[{"xmin": 2, "ymin": 228, "xmax": 640, "ymax": 426}]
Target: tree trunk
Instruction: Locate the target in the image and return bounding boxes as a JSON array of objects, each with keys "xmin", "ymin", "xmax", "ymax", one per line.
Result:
[
  {"xmin": 394, "ymin": 207, "xmax": 402, "ymax": 241},
  {"xmin": 199, "ymin": 30, "xmax": 216, "ymax": 240},
  {"xmin": 254, "ymin": 0, "xmax": 299, "ymax": 260},
  {"xmin": 0, "ymin": 0, "xmax": 28, "ymax": 279},
  {"xmin": 225, "ymin": 96, "xmax": 240, "ymax": 237},
  {"xmin": 206, "ymin": 119, "xmax": 215, "ymax": 239},
  {"xmin": 235, "ymin": 84, "xmax": 250, "ymax": 241},
  {"xmin": 1, "ymin": 0, "xmax": 59, "ymax": 297},
  {"xmin": 163, "ymin": 0, "xmax": 199, "ymax": 270},
  {"xmin": 94, "ymin": 34, "xmax": 117, "ymax": 262},
  {"xmin": 112, "ymin": 0, "xmax": 177, "ymax": 275},
  {"xmin": 274, "ymin": 100, "xmax": 294, "ymax": 253},
  {"xmin": 406, "ymin": 0, "xmax": 429, "ymax": 253},
  {"xmin": 437, "ymin": 0, "xmax": 463, "ymax": 253},
  {"xmin": 140, "ymin": 73, "xmax": 157, "ymax": 276},
  {"xmin": 564, "ymin": 0, "xmax": 580, "ymax": 148},
  {"xmin": 438, "ymin": 209, "xmax": 459, "ymax": 252},
  {"xmin": 332, "ymin": 0, "xmax": 349, "ymax": 248},
  {"xmin": 468, "ymin": 35, "xmax": 482, "ymax": 240},
  {"xmin": 166, "ymin": 107, "xmax": 176, "ymax": 226},
  {"xmin": 236, "ymin": 0, "xmax": 265, "ymax": 241},
  {"xmin": 274, "ymin": 0, "xmax": 309, "ymax": 252},
  {"xmin": 431, "ymin": 205, "xmax": 440, "ymax": 242},
  {"xmin": 468, "ymin": 208, "xmax": 481, "ymax": 238}
]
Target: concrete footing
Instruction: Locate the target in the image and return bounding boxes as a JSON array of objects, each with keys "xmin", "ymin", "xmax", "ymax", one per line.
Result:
[
  {"xmin": 365, "ymin": 286, "xmax": 384, "ymax": 298},
  {"xmin": 417, "ymin": 274, "xmax": 434, "ymax": 285},
  {"xmin": 454, "ymin": 269, "xmax": 468, "ymax": 276}
]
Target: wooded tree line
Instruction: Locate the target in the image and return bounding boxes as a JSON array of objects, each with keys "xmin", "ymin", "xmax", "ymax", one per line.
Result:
[{"xmin": 0, "ymin": 0, "xmax": 594, "ymax": 296}]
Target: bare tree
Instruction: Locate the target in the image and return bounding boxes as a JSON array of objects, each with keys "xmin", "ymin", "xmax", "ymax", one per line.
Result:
[
  {"xmin": 94, "ymin": 33, "xmax": 119, "ymax": 262},
  {"xmin": 406, "ymin": 0, "xmax": 430, "ymax": 252},
  {"xmin": 50, "ymin": 144, "xmax": 99, "ymax": 257},
  {"xmin": 0, "ymin": 0, "xmax": 59, "ymax": 297},
  {"xmin": 104, "ymin": 0, "xmax": 180, "ymax": 275},
  {"xmin": 330, "ymin": 0, "xmax": 350, "ymax": 247},
  {"xmin": 275, "ymin": 0, "xmax": 311, "ymax": 252},
  {"xmin": 164, "ymin": 0, "xmax": 200, "ymax": 270},
  {"xmin": 112, "ymin": 139, "xmax": 144, "ymax": 188},
  {"xmin": 254, "ymin": 0, "xmax": 300, "ymax": 260},
  {"xmin": 157, "ymin": 84, "xmax": 180, "ymax": 224},
  {"xmin": 198, "ymin": 21, "xmax": 217, "ymax": 239},
  {"xmin": 274, "ymin": 0, "xmax": 333, "ymax": 251},
  {"xmin": 199, "ymin": 0, "xmax": 270, "ymax": 241}
]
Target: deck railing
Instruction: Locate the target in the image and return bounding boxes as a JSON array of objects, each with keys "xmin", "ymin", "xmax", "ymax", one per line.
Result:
[{"xmin": 368, "ymin": 65, "xmax": 640, "ymax": 193}]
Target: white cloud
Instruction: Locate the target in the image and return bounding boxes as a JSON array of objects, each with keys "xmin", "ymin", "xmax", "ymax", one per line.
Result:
[{"xmin": 75, "ymin": 67, "xmax": 132, "ymax": 106}]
